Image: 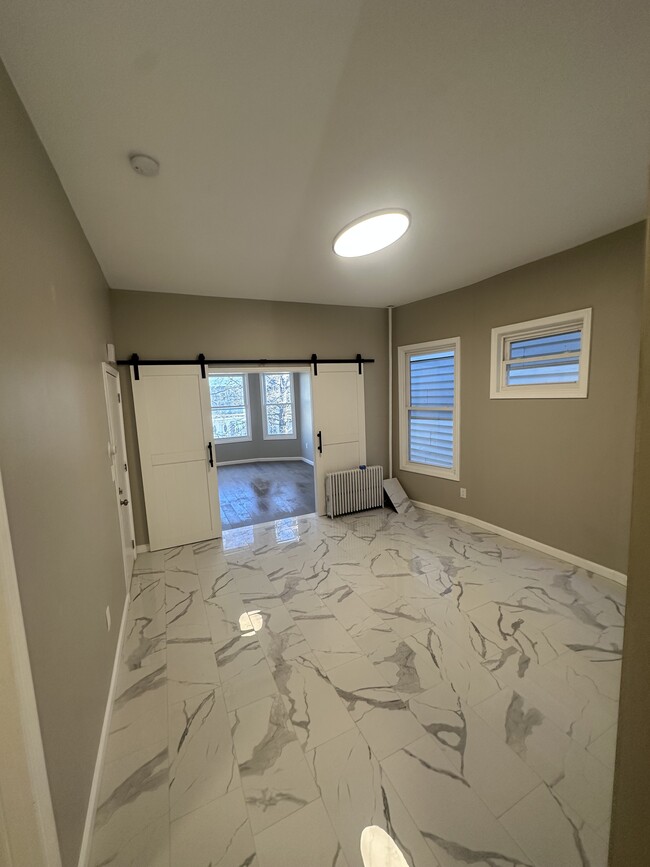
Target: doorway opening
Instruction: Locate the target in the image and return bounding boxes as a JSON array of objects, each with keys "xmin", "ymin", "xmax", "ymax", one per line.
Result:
[
  {"xmin": 129, "ymin": 359, "xmax": 366, "ymax": 550},
  {"xmin": 209, "ymin": 368, "xmax": 316, "ymax": 530}
]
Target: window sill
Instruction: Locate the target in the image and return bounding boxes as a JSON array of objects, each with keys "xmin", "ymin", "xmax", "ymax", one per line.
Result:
[
  {"xmin": 400, "ymin": 461, "xmax": 459, "ymax": 481},
  {"xmin": 262, "ymin": 433, "xmax": 297, "ymax": 441},
  {"xmin": 490, "ymin": 386, "xmax": 589, "ymax": 399},
  {"xmin": 215, "ymin": 435, "xmax": 253, "ymax": 444}
]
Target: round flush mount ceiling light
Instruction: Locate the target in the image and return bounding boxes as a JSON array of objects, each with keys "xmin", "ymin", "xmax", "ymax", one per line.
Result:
[
  {"xmin": 129, "ymin": 153, "xmax": 160, "ymax": 177},
  {"xmin": 333, "ymin": 208, "xmax": 410, "ymax": 258}
]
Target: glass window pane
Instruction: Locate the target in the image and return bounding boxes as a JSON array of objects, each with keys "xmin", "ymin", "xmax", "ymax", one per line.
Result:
[
  {"xmin": 264, "ymin": 373, "xmax": 292, "ymax": 405},
  {"xmin": 267, "ymin": 403, "xmax": 293, "ymax": 436},
  {"xmin": 509, "ymin": 330, "xmax": 581, "ymax": 360},
  {"xmin": 409, "ymin": 351, "xmax": 455, "ymax": 406},
  {"xmin": 408, "ymin": 409, "xmax": 453, "ymax": 468},
  {"xmin": 266, "ymin": 403, "xmax": 280, "ymax": 434},
  {"xmin": 212, "ymin": 406, "xmax": 248, "ymax": 440},
  {"xmin": 278, "ymin": 404, "xmax": 293, "ymax": 435},
  {"xmin": 210, "ymin": 374, "xmax": 245, "ymax": 408},
  {"xmin": 505, "ymin": 357, "xmax": 580, "ymax": 386}
]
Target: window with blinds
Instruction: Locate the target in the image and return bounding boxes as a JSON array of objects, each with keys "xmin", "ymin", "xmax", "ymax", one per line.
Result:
[
  {"xmin": 490, "ymin": 309, "xmax": 592, "ymax": 399},
  {"xmin": 399, "ymin": 338, "xmax": 460, "ymax": 480}
]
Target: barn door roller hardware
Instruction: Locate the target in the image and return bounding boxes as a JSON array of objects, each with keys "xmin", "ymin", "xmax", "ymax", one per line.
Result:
[{"xmin": 120, "ymin": 353, "xmax": 374, "ymax": 380}]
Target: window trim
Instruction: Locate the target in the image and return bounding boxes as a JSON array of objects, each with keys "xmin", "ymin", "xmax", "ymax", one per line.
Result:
[
  {"xmin": 209, "ymin": 372, "xmax": 252, "ymax": 443},
  {"xmin": 490, "ymin": 308, "xmax": 592, "ymax": 400},
  {"xmin": 398, "ymin": 337, "xmax": 460, "ymax": 481},
  {"xmin": 260, "ymin": 372, "xmax": 297, "ymax": 441}
]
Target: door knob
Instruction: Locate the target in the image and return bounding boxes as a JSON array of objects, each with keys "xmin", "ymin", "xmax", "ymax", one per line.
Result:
[{"xmin": 120, "ymin": 498, "xmax": 129, "ymax": 506}]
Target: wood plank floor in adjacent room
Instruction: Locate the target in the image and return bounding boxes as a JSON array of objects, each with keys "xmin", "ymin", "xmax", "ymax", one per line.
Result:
[{"xmin": 217, "ymin": 460, "xmax": 316, "ymax": 529}]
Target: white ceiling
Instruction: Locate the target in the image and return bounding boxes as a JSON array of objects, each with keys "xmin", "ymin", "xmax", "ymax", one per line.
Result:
[{"xmin": 1, "ymin": 0, "xmax": 648, "ymax": 308}]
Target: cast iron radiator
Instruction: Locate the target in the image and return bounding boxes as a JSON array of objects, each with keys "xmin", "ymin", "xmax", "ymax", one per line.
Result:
[{"xmin": 325, "ymin": 465, "xmax": 384, "ymax": 518}]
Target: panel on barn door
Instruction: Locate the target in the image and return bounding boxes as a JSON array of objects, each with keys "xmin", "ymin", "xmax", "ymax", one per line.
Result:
[
  {"xmin": 311, "ymin": 363, "xmax": 366, "ymax": 515},
  {"xmin": 131, "ymin": 365, "xmax": 221, "ymax": 551}
]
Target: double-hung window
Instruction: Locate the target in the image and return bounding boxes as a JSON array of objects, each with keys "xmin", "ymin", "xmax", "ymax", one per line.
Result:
[
  {"xmin": 209, "ymin": 373, "xmax": 251, "ymax": 442},
  {"xmin": 260, "ymin": 372, "xmax": 296, "ymax": 439},
  {"xmin": 490, "ymin": 308, "xmax": 592, "ymax": 399},
  {"xmin": 399, "ymin": 338, "xmax": 460, "ymax": 480}
]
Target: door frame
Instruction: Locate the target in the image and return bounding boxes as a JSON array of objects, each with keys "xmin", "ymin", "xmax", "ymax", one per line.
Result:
[
  {"xmin": 102, "ymin": 363, "xmax": 135, "ymax": 587},
  {"xmin": 0, "ymin": 468, "xmax": 62, "ymax": 867}
]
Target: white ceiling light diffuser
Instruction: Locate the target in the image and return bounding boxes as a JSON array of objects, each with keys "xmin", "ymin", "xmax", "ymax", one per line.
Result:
[{"xmin": 333, "ymin": 209, "xmax": 410, "ymax": 258}]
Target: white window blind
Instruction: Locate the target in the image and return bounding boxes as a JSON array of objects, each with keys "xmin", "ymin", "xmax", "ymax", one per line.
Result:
[
  {"xmin": 399, "ymin": 338, "xmax": 460, "ymax": 480},
  {"xmin": 491, "ymin": 309, "xmax": 591, "ymax": 399},
  {"xmin": 209, "ymin": 374, "xmax": 251, "ymax": 442}
]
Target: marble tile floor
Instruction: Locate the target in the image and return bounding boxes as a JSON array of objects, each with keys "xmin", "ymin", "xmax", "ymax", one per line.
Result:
[{"xmin": 89, "ymin": 507, "xmax": 624, "ymax": 867}]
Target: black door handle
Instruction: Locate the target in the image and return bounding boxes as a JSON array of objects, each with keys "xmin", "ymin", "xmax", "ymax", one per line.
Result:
[
  {"xmin": 317, "ymin": 431, "xmax": 323, "ymax": 454},
  {"xmin": 207, "ymin": 442, "xmax": 214, "ymax": 467}
]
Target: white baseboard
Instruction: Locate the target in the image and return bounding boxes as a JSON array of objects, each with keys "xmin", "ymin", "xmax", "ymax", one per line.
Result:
[
  {"xmin": 301, "ymin": 458, "xmax": 314, "ymax": 466},
  {"xmin": 135, "ymin": 544, "xmax": 150, "ymax": 554},
  {"xmin": 216, "ymin": 456, "xmax": 305, "ymax": 467},
  {"xmin": 77, "ymin": 591, "xmax": 130, "ymax": 867},
  {"xmin": 411, "ymin": 500, "xmax": 627, "ymax": 587}
]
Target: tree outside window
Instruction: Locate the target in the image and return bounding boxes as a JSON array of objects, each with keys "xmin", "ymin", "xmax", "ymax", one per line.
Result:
[
  {"xmin": 209, "ymin": 374, "xmax": 251, "ymax": 441},
  {"xmin": 261, "ymin": 373, "xmax": 295, "ymax": 438}
]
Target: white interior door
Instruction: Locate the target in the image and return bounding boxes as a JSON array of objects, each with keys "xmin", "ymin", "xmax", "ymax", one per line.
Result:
[
  {"xmin": 311, "ymin": 363, "xmax": 366, "ymax": 515},
  {"xmin": 103, "ymin": 365, "xmax": 136, "ymax": 584},
  {"xmin": 131, "ymin": 365, "xmax": 221, "ymax": 551}
]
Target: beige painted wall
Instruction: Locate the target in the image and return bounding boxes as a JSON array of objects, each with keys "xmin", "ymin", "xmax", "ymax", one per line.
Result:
[
  {"xmin": 609, "ymin": 208, "xmax": 650, "ymax": 866},
  {"xmin": 110, "ymin": 290, "xmax": 388, "ymax": 544},
  {"xmin": 0, "ymin": 61, "xmax": 124, "ymax": 866},
  {"xmin": 393, "ymin": 224, "xmax": 645, "ymax": 574}
]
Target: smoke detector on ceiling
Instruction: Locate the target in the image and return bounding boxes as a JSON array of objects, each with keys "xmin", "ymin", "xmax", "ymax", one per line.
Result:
[{"xmin": 129, "ymin": 153, "xmax": 159, "ymax": 177}]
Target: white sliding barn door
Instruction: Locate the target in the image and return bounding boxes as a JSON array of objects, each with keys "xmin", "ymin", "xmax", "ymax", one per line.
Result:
[
  {"xmin": 311, "ymin": 363, "xmax": 366, "ymax": 515},
  {"xmin": 131, "ymin": 365, "xmax": 221, "ymax": 551}
]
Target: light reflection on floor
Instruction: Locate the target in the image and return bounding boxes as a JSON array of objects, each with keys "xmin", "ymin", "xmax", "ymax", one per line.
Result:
[
  {"xmin": 223, "ymin": 515, "xmax": 301, "ymax": 551},
  {"xmin": 222, "ymin": 523, "xmax": 255, "ymax": 550},
  {"xmin": 238, "ymin": 609, "xmax": 264, "ymax": 637},
  {"xmin": 274, "ymin": 516, "xmax": 300, "ymax": 544},
  {"xmin": 361, "ymin": 826, "xmax": 410, "ymax": 866}
]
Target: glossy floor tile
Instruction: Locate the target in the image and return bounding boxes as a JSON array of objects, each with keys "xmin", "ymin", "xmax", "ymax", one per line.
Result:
[{"xmin": 90, "ymin": 507, "xmax": 623, "ymax": 866}]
